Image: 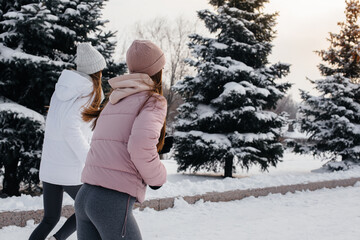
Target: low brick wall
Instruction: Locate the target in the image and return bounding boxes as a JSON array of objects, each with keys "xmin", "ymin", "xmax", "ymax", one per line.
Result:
[
  {"xmin": 0, "ymin": 206, "xmax": 74, "ymax": 229},
  {"xmin": 1, "ymin": 177, "xmax": 359, "ymax": 229}
]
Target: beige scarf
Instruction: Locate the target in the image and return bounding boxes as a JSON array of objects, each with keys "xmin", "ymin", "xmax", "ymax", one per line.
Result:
[{"xmin": 108, "ymin": 73, "xmax": 154, "ymax": 104}]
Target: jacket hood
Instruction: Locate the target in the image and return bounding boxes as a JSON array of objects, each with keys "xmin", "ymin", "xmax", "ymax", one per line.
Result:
[
  {"xmin": 108, "ymin": 73, "xmax": 153, "ymax": 104},
  {"xmin": 55, "ymin": 70, "xmax": 93, "ymax": 101}
]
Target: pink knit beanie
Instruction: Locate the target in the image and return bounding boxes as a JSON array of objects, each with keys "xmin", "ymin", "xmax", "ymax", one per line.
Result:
[{"xmin": 126, "ymin": 40, "xmax": 165, "ymax": 76}]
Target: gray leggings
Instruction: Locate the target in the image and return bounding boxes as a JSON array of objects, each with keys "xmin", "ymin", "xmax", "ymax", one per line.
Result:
[
  {"xmin": 75, "ymin": 183, "xmax": 142, "ymax": 240},
  {"xmin": 29, "ymin": 182, "xmax": 82, "ymax": 240}
]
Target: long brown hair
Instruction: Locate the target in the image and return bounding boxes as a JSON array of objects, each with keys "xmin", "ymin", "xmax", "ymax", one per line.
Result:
[
  {"xmin": 88, "ymin": 70, "xmax": 167, "ymax": 152},
  {"xmin": 81, "ymin": 71, "xmax": 103, "ymax": 122},
  {"xmin": 150, "ymin": 70, "xmax": 166, "ymax": 152}
]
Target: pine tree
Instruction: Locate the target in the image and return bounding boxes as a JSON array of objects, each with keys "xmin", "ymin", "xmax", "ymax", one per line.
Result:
[
  {"xmin": 0, "ymin": 0, "xmax": 126, "ymax": 113},
  {"xmin": 297, "ymin": 0, "xmax": 360, "ymax": 170},
  {"xmin": 0, "ymin": 0, "xmax": 66, "ymax": 113},
  {"xmin": 317, "ymin": 0, "xmax": 360, "ymax": 82},
  {"xmin": 173, "ymin": 0, "xmax": 291, "ymax": 177},
  {"xmin": 43, "ymin": 0, "xmax": 125, "ymax": 88}
]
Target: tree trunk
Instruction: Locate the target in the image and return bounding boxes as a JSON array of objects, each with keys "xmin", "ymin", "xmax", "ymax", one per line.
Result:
[
  {"xmin": 2, "ymin": 159, "xmax": 20, "ymax": 196},
  {"xmin": 224, "ymin": 156, "xmax": 233, "ymax": 178}
]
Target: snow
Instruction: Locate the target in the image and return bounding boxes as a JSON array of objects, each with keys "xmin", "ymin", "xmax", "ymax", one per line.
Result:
[
  {"xmin": 0, "ymin": 43, "xmax": 66, "ymax": 66},
  {"xmin": 53, "ymin": 24, "xmax": 76, "ymax": 35},
  {"xmin": 3, "ymin": 11, "xmax": 24, "ymax": 20},
  {"xmin": 0, "ymin": 103, "xmax": 45, "ymax": 123},
  {"xmin": 0, "ymin": 32, "xmax": 13, "ymax": 41},
  {"xmin": 132, "ymin": 152, "xmax": 360, "ymax": 200},
  {"xmin": 44, "ymin": 14, "xmax": 59, "ymax": 22},
  {"xmin": 64, "ymin": 8, "xmax": 80, "ymax": 16},
  {"xmin": 283, "ymin": 129, "xmax": 308, "ymax": 139},
  {"xmin": 254, "ymin": 86, "xmax": 270, "ymax": 97},
  {"xmin": 204, "ymin": 56, "xmax": 255, "ymax": 77},
  {"xmin": 231, "ymin": 131, "xmax": 275, "ymax": 143},
  {"xmin": 217, "ymin": 56, "xmax": 254, "ymax": 73},
  {"xmin": 143, "ymin": 186, "xmax": 360, "ymax": 240},
  {"xmin": 211, "ymin": 42, "xmax": 228, "ymax": 50},
  {"xmin": 267, "ymin": 85, "xmax": 284, "ymax": 96},
  {"xmin": 1, "ymin": 184, "xmax": 359, "ymax": 240},
  {"xmin": 1, "ymin": 150, "xmax": 360, "ymax": 239},
  {"xmin": 350, "ymin": 146, "xmax": 360, "ymax": 153},
  {"xmin": 77, "ymin": 4, "xmax": 90, "ymax": 11},
  {"xmin": 0, "ymin": 20, "xmax": 17, "ymax": 27},
  {"xmin": 21, "ymin": 4, "xmax": 38, "ymax": 13},
  {"xmin": 1, "ymin": 151, "xmax": 360, "ymax": 213},
  {"xmin": 213, "ymin": 64, "xmax": 227, "ymax": 72},
  {"xmin": 223, "ymin": 81, "xmax": 246, "ymax": 95},
  {"xmin": 212, "ymin": 82, "xmax": 246, "ymax": 103},
  {"xmin": 350, "ymin": 123, "xmax": 360, "ymax": 134},
  {"xmin": 196, "ymin": 104, "xmax": 216, "ymax": 119},
  {"xmin": 242, "ymin": 106, "xmax": 255, "ymax": 112},
  {"xmin": 175, "ymin": 130, "xmax": 231, "ymax": 148},
  {"xmin": 254, "ymin": 111, "xmax": 277, "ymax": 121}
]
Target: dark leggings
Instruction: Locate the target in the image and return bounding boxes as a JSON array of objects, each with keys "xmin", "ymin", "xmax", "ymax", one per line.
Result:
[
  {"xmin": 29, "ymin": 182, "xmax": 82, "ymax": 240},
  {"xmin": 75, "ymin": 183, "xmax": 142, "ymax": 240}
]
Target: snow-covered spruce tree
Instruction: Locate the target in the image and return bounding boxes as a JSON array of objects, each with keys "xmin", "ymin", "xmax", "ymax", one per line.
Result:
[
  {"xmin": 43, "ymin": 0, "xmax": 126, "ymax": 91},
  {"xmin": 297, "ymin": 0, "xmax": 360, "ymax": 170},
  {"xmin": 43, "ymin": 0, "xmax": 126, "ymax": 80},
  {"xmin": 0, "ymin": 105, "xmax": 44, "ymax": 196},
  {"xmin": 0, "ymin": 2, "xmax": 64, "ymax": 196},
  {"xmin": 0, "ymin": 0, "xmax": 126, "ymax": 114},
  {"xmin": 173, "ymin": 0, "xmax": 291, "ymax": 177},
  {"xmin": 0, "ymin": 1, "xmax": 67, "ymax": 114}
]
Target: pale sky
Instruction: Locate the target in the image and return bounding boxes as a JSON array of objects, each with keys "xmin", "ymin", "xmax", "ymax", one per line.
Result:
[{"xmin": 102, "ymin": 0, "xmax": 347, "ymax": 102}]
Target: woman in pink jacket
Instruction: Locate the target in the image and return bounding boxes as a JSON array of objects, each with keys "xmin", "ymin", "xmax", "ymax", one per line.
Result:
[{"xmin": 75, "ymin": 40, "xmax": 167, "ymax": 240}]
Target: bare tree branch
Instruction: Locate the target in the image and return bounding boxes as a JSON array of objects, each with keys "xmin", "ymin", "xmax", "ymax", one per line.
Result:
[{"xmin": 130, "ymin": 16, "xmax": 198, "ymax": 131}]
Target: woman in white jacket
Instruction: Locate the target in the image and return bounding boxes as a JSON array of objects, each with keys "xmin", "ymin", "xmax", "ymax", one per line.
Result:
[{"xmin": 29, "ymin": 43, "xmax": 106, "ymax": 240}]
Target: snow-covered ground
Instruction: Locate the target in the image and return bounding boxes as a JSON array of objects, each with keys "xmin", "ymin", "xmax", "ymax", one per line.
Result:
[
  {"xmin": 1, "ymin": 151, "xmax": 360, "ymax": 212},
  {"xmin": 1, "ymin": 183, "xmax": 360, "ymax": 240},
  {"xmin": 1, "ymin": 151, "xmax": 360, "ymax": 239}
]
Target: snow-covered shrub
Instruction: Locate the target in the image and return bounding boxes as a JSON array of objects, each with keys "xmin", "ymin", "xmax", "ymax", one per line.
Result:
[{"xmin": 0, "ymin": 105, "xmax": 44, "ymax": 196}]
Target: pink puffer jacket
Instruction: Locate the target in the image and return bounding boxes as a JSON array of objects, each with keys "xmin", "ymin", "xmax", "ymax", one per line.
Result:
[{"xmin": 81, "ymin": 74, "xmax": 167, "ymax": 203}]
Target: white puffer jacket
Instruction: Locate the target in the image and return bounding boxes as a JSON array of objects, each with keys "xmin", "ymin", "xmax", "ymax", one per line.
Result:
[{"xmin": 40, "ymin": 70, "xmax": 94, "ymax": 185}]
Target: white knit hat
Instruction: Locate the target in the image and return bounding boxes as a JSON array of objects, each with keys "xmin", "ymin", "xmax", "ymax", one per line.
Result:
[{"xmin": 75, "ymin": 42, "xmax": 106, "ymax": 74}]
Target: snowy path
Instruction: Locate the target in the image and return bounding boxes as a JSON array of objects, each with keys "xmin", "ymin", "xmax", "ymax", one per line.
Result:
[
  {"xmin": 1, "ymin": 152, "xmax": 360, "ymax": 213},
  {"xmin": 1, "ymin": 184, "xmax": 359, "ymax": 240}
]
